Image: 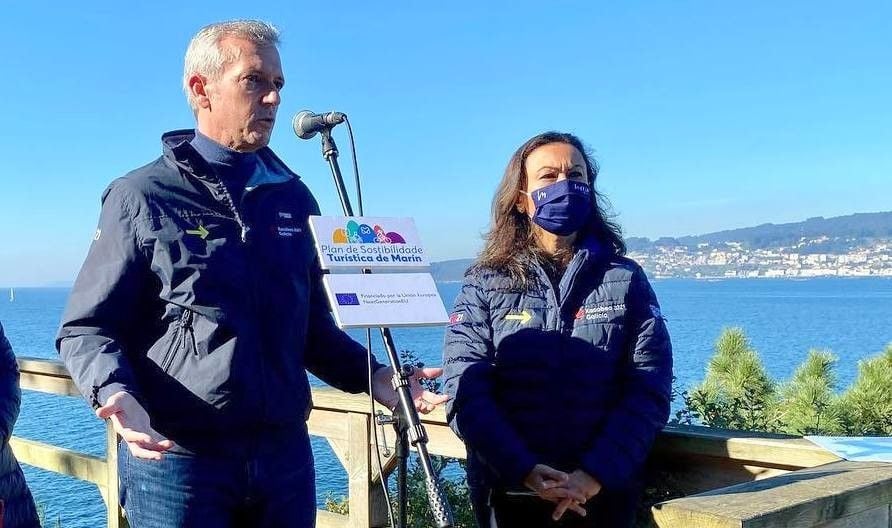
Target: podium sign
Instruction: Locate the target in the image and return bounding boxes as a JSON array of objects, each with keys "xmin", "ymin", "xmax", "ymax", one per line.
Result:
[
  {"xmin": 309, "ymin": 216, "xmax": 430, "ymax": 270},
  {"xmin": 322, "ymin": 273, "xmax": 448, "ymax": 328}
]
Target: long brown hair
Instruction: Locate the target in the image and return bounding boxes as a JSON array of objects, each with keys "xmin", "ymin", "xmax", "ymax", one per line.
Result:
[{"xmin": 474, "ymin": 131, "xmax": 626, "ymax": 285}]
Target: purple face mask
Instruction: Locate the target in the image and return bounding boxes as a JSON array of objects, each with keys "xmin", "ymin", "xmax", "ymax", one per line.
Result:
[{"xmin": 524, "ymin": 179, "xmax": 593, "ymax": 236}]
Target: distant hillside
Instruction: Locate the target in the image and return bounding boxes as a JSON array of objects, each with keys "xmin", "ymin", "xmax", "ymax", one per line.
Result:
[
  {"xmin": 430, "ymin": 258, "xmax": 474, "ymax": 282},
  {"xmin": 628, "ymin": 211, "xmax": 892, "ymax": 253},
  {"xmin": 435, "ymin": 211, "xmax": 892, "ymax": 279}
]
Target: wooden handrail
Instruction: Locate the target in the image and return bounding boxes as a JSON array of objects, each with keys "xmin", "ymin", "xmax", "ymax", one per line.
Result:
[{"xmin": 13, "ymin": 357, "xmax": 890, "ymax": 528}]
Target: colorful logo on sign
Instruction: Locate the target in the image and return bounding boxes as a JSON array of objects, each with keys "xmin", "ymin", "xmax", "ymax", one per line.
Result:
[{"xmin": 332, "ymin": 220, "xmax": 406, "ymax": 244}]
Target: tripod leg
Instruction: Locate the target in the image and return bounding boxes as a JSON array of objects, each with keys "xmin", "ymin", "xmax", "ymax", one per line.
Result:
[{"xmin": 396, "ymin": 424, "xmax": 409, "ymax": 528}]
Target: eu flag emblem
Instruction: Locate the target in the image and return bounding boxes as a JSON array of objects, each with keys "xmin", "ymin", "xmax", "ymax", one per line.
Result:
[{"xmin": 336, "ymin": 293, "xmax": 360, "ymax": 306}]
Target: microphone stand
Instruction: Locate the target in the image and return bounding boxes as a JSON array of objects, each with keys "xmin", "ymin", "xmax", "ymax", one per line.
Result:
[{"xmin": 318, "ymin": 127, "xmax": 454, "ymax": 528}]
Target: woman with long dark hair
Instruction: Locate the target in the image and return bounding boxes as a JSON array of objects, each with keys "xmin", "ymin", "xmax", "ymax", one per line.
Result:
[{"xmin": 443, "ymin": 132, "xmax": 673, "ymax": 527}]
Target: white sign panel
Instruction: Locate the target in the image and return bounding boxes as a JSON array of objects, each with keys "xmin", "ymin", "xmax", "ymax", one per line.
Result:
[
  {"xmin": 323, "ymin": 273, "xmax": 448, "ymax": 328},
  {"xmin": 309, "ymin": 216, "xmax": 430, "ymax": 270},
  {"xmin": 806, "ymin": 436, "xmax": 892, "ymax": 463}
]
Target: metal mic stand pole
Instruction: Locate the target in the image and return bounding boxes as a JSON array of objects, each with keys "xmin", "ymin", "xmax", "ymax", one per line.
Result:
[{"xmin": 318, "ymin": 128, "xmax": 454, "ymax": 528}]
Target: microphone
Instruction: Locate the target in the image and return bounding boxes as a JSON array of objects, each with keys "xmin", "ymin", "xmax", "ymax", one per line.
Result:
[{"xmin": 292, "ymin": 110, "xmax": 347, "ymax": 139}]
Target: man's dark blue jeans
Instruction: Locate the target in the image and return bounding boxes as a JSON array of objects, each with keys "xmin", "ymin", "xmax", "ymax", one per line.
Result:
[{"xmin": 118, "ymin": 425, "xmax": 316, "ymax": 528}]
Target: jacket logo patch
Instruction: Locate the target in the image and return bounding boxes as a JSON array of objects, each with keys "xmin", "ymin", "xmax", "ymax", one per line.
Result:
[
  {"xmin": 274, "ymin": 211, "xmax": 302, "ymax": 237},
  {"xmin": 93, "ymin": 228, "xmax": 102, "ymax": 241},
  {"xmin": 504, "ymin": 310, "xmax": 532, "ymax": 325},
  {"xmin": 577, "ymin": 303, "xmax": 626, "ymax": 322},
  {"xmin": 449, "ymin": 312, "xmax": 465, "ymax": 325},
  {"xmin": 276, "ymin": 226, "xmax": 303, "ymax": 237},
  {"xmin": 185, "ymin": 224, "xmax": 210, "ymax": 240},
  {"xmin": 650, "ymin": 305, "xmax": 662, "ymax": 319}
]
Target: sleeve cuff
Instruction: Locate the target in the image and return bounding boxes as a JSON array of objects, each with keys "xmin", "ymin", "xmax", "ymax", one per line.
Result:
[
  {"xmin": 94, "ymin": 381, "xmax": 138, "ymax": 409},
  {"xmin": 501, "ymin": 452, "xmax": 538, "ymax": 487},
  {"xmin": 580, "ymin": 448, "xmax": 624, "ymax": 490}
]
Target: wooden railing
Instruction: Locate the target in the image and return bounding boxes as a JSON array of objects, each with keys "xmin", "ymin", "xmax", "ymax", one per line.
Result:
[
  {"xmin": 13, "ymin": 358, "xmax": 124, "ymax": 528},
  {"xmin": 11, "ymin": 358, "xmax": 892, "ymax": 527}
]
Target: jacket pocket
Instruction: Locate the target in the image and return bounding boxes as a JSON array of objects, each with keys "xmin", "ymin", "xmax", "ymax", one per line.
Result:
[{"xmin": 159, "ymin": 309, "xmax": 196, "ymax": 373}]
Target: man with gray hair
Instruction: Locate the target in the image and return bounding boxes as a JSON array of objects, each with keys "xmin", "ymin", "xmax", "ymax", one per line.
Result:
[{"xmin": 57, "ymin": 20, "xmax": 446, "ymax": 527}]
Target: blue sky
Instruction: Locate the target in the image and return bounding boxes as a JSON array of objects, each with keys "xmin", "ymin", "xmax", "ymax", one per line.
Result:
[{"xmin": 1, "ymin": 2, "xmax": 890, "ymax": 285}]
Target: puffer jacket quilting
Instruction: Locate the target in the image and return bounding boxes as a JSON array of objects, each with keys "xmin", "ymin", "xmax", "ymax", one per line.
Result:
[
  {"xmin": 1, "ymin": 323, "xmax": 40, "ymax": 528},
  {"xmin": 443, "ymin": 242, "xmax": 673, "ymax": 491}
]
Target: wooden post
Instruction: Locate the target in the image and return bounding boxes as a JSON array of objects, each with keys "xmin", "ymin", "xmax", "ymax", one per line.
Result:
[
  {"xmin": 346, "ymin": 412, "xmax": 371, "ymax": 528},
  {"xmin": 105, "ymin": 420, "xmax": 126, "ymax": 528},
  {"xmin": 326, "ymin": 435, "xmax": 395, "ymax": 527},
  {"xmin": 368, "ymin": 443, "xmax": 397, "ymax": 528}
]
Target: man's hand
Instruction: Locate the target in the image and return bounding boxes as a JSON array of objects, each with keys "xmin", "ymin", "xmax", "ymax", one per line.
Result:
[
  {"xmin": 96, "ymin": 391, "xmax": 174, "ymax": 460},
  {"xmin": 523, "ymin": 464, "xmax": 587, "ymax": 516},
  {"xmin": 371, "ymin": 366, "xmax": 449, "ymax": 414},
  {"xmin": 551, "ymin": 469, "xmax": 602, "ymax": 521}
]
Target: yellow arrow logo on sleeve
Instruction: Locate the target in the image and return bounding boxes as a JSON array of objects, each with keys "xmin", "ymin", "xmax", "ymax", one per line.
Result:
[
  {"xmin": 505, "ymin": 310, "xmax": 532, "ymax": 324},
  {"xmin": 186, "ymin": 224, "xmax": 210, "ymax": 240}
]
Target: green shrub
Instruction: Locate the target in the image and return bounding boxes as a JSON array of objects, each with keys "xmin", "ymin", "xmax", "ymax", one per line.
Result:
[
  {"xmin": 684, "ymin": 328, "xmax": 776, "ymax": 431},
  {"xmin": 776, "ymin": 350, "xmax": 844, "ymax": 435},
  {"xmin": 838, "ymin": 345, "xmax": 892, "ymax": 435},
  {"xmin": 684, "ymin": 328, "xmax": 892, "ymax": 437},
  {"xmin": 323, "ymin": 492, "xmax": 349, "ymax": 515}
]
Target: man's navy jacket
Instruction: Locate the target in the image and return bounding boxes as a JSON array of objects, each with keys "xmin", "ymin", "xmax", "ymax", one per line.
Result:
[
  {"xmin": 57, "ymin": 130, "xmax": 381, "ymax": 453},
  {"xmin": 442, "ymin": 244, "xmax": 673, "ymax": 492}
]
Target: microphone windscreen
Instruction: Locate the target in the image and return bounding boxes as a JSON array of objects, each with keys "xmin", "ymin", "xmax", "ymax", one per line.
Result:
[{"xmin": 292, "ymin": 110, "xmax": 317, "ymax": 139}]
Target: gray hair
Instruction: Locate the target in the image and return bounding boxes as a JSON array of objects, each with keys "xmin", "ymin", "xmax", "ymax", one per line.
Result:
[{"xmin": 183, "ymin": 20, "xmax": 280, "ymax": 112}]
